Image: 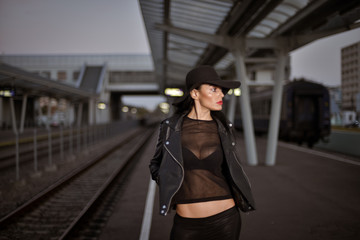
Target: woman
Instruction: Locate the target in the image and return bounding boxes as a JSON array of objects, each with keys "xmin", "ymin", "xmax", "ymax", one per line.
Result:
[{"xmin": 150, "ymin": 65, "xmax": 255, "ymax": 239}]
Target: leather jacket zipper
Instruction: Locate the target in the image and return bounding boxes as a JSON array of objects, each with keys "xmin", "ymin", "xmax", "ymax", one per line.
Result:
[{"xmin": 164, "ymin": 144, "xmax": 184, "ymax": 215}]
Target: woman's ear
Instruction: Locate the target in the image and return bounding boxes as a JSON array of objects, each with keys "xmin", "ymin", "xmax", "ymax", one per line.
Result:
[{"xmin": 190, "ymin": 89, "xmax": 198, "ymax": 100}]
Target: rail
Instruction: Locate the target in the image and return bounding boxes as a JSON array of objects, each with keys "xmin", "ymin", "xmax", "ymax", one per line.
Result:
[{"xmin": 0, "ymin": 126, "xmax": 154, "ymax": 239}]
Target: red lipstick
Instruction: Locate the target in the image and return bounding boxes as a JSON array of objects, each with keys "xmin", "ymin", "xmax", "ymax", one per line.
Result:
[{"xmin": 217, "ymin": 101, "xmax": 223, "ymax": 105}]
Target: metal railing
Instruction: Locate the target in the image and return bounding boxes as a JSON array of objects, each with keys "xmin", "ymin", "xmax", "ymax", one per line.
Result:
[{"xmin": 8, "ymin": 120, "xmax": 139, "ymax": 181}]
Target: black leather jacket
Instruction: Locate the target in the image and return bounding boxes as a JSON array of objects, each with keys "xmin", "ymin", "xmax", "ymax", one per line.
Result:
[{"xmin": 150, "ymin": 112, "xmax": 255, "ymax": 216}]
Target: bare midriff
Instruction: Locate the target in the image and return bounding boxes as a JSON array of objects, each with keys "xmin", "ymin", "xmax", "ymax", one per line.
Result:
[{"xmin": 176, "ymin": 198, "xmax": 235, "ymax": 218}]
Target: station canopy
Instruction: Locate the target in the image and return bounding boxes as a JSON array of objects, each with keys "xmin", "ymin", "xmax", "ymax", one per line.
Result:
[
  {"xmin": 0, "ymin": 62, "xmax": 95, "ymax": 101},
  {"xmin": 139, "ymin": 0, "xmax": 360, "ymax": 91}
]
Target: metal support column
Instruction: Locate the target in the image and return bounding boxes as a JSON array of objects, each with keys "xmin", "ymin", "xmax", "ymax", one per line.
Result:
[
  {"xmin": 0, "ymin": 97, "xmax": 3, "ymax": 128},
  {"xmin": 88, "ymin": 98, "xmax": 95, "ymax": 126},
  {"xmin": 19, "ymin": 94, "xmax": 28, "ymax": 133},
  {"xmin": 77, "ymin": 103, "xmax": 83, "ymax": 127},
  {"xmin": 10, "ymin": 97, "xmax": 18, "ymax": 135},
  {"xmin": 65, "ymin": 100, "xmax": 72, "ymax": 127},
  {"xmin": 227, "ymin": 93, "xmax": 236, "ymax": 123},
  {"xmin": 46, "ymin": 97, "xmax": 51, "ymax": 130},
  {"xmin": 31, "ymin": 128, "xmax": 42, "ymax": 178},
  {"xmin": 36, "ymin": 97, "xmax": 43, "ymax": 126},
  {"xmin": 265, "ymin": 50, "xmax": 287, "ymax": 166},
  {"xmin": 233, "ymin": 47, "xmax": 258, "ymax": 166},
  {"xmin": 10, "ymin": 97, "xmax": 20, "ymax": 180}
]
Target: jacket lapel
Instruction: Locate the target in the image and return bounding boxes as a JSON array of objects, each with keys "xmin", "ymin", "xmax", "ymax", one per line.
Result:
[
  {"xmin": 215, "ymin": 118, "xmax": 230, "ymax": 157},
  {"xmin": 165, "ymin": 114, "xmax": 185, "ymax": 165}
]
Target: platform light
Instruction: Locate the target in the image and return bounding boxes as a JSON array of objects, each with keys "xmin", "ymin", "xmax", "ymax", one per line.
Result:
[
  {"xmin": 159, "ymin": 102, "xmax": 170, "ymax": 114},
  {"xmin": 0, "ymin": 89, "xmax": 15, "ymax": 97},
  {"xmin": 131, "ymin": 108, "xmax": 137, "ymax": 114},
  {"xmin": 165, "ymin": 88, "xmax": 184, "ymax": 97},
  {"xmin": 122, "ymin": 106, "xmax": 129, "ymax": 113},
  {"xmin": 234, "ymin": 88, "xmax": 241, "ymax": 96},
  {"xmin": 97, "ymin": 102, "xmax": 106, "ymax": 110},
  {"xmin": 159, "ymin": 102, "xmax": 169, "ymax": 109},
  {"xmin": 226, "ymin": 88, "xmax": 241, "ymax": 96}
]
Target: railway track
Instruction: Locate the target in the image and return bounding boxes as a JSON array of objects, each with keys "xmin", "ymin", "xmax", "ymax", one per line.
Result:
[{"xmin": 0, "ymin": 127, "xmax": 154, "ymax": 240}]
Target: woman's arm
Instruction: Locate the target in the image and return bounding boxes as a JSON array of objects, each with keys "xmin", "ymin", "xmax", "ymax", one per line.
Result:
[{"xmin": 149, "ymin": 122, "xmax": 166, "ymax": 183}]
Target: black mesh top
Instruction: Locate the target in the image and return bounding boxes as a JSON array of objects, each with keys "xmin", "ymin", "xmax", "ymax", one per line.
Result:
[{"xmin": 173, "ymin": 116, "xmax": 232, "ymax": 204}]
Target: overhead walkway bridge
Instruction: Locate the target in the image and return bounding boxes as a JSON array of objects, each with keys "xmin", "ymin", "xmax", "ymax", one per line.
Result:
[{"xmin": 78, "ymin": 65, "xmax": 106, "ymax": 94}]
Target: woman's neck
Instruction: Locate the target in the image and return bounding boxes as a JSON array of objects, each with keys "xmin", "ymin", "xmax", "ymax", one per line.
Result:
[{"xmin": 187, "ymin": 107, "xmax": 212, "ymax": 120}]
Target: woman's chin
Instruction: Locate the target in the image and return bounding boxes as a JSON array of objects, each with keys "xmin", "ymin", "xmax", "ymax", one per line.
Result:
[{"xmin": 212, "ymin": 106, "xmax": 222, "ymax": 111}]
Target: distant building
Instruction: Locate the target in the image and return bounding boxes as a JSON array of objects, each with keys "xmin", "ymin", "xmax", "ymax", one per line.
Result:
[
  {"xmin": 341, "ymin": 41, "xmax": 360, "ymax": 112},
  {"xmin": 328, "ymin": 86, "xmax": 342, "ymax": 125}
]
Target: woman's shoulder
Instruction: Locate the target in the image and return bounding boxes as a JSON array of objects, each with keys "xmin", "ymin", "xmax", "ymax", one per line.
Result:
[
  {"xmin": 212, "ymin": 111, "xmax": 232, "ymax": 124},
  {"xmin": 212, "ymin": 111, "xmax": 237, "ymax": 136},
  {"xmin": 160, "ymin": 114, "xmax": 182, "ymax": 126}
]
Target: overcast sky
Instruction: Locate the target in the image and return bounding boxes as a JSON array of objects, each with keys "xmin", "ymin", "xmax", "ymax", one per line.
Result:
[
  {"xmin": 0, "ymin": 0, "xmax": 150, "ymax": 54},
  {"xmin": 0, "ymin": 0, "xmax": 359, "ymax": 93},
  {"xmin": 290, "ymin": 28, "xmax": 360, "ymax": 87}
]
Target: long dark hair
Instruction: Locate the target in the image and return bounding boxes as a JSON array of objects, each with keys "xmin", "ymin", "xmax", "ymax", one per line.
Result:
[
  {"xmin": 172, "ymin": 87, "xmax": 229, "ymax": 132},
  {"xmin": 172, "ymin": 92, "xmax": 195, "ymax": 115}
]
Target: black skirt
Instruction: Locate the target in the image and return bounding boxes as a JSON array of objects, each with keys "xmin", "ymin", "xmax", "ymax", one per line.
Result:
[{"xmin": 170, "ymin": 206, "xmax": 241, "ymax": 240}]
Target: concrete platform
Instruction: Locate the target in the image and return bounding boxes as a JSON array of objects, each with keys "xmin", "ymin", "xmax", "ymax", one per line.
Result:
[
  {"xmin": 239, "ymin": 136, "xmax": 360, "ymax": 240},
  {"xmin": 100, "ymin": 131, "xmax": 360, "ymax": 240},
  {"xmin": 99, "ymin": 131, "xmax": 159, "ymax": 240}
]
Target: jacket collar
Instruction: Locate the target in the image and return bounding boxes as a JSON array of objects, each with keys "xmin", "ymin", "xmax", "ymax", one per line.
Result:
[
  {"xmin": 165, "ymin": 113, "xmax": 186, "ymax": 132},
  {"xmin": 167, "ymin": 111, "xmax": 227, "ymax": 134},
  {"xmin": 175, "ymin": 113, "xmax": 186, "ymax": 132},
  {"xmin": 214, "ymin": 117, "xmax": 227, "ymax": 135}
]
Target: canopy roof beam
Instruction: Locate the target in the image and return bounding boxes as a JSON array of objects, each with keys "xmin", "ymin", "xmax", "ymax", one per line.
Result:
[{"xmin": 156, "ymin": 23, "xmax": 287, "ymax": 50}]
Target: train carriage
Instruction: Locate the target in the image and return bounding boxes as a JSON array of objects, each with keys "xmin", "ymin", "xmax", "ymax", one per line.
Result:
[{"xmin": 235, "ymin": 79, "xmax": 331, "ymax": 148}]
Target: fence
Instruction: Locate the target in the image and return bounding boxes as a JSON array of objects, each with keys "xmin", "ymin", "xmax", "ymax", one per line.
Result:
[{"xmin": 5, "ymin": 120, "xmax": 139, "ymax": 181}]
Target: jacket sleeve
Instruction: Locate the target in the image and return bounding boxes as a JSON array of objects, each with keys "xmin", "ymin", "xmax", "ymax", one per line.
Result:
[
  {"xmin": 228, "ymin": 121, "xmax": 243, "ymax": 163},
  {"xmin": 149, "ymin": 121, "xmax": 166, "ymax": 183}
]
